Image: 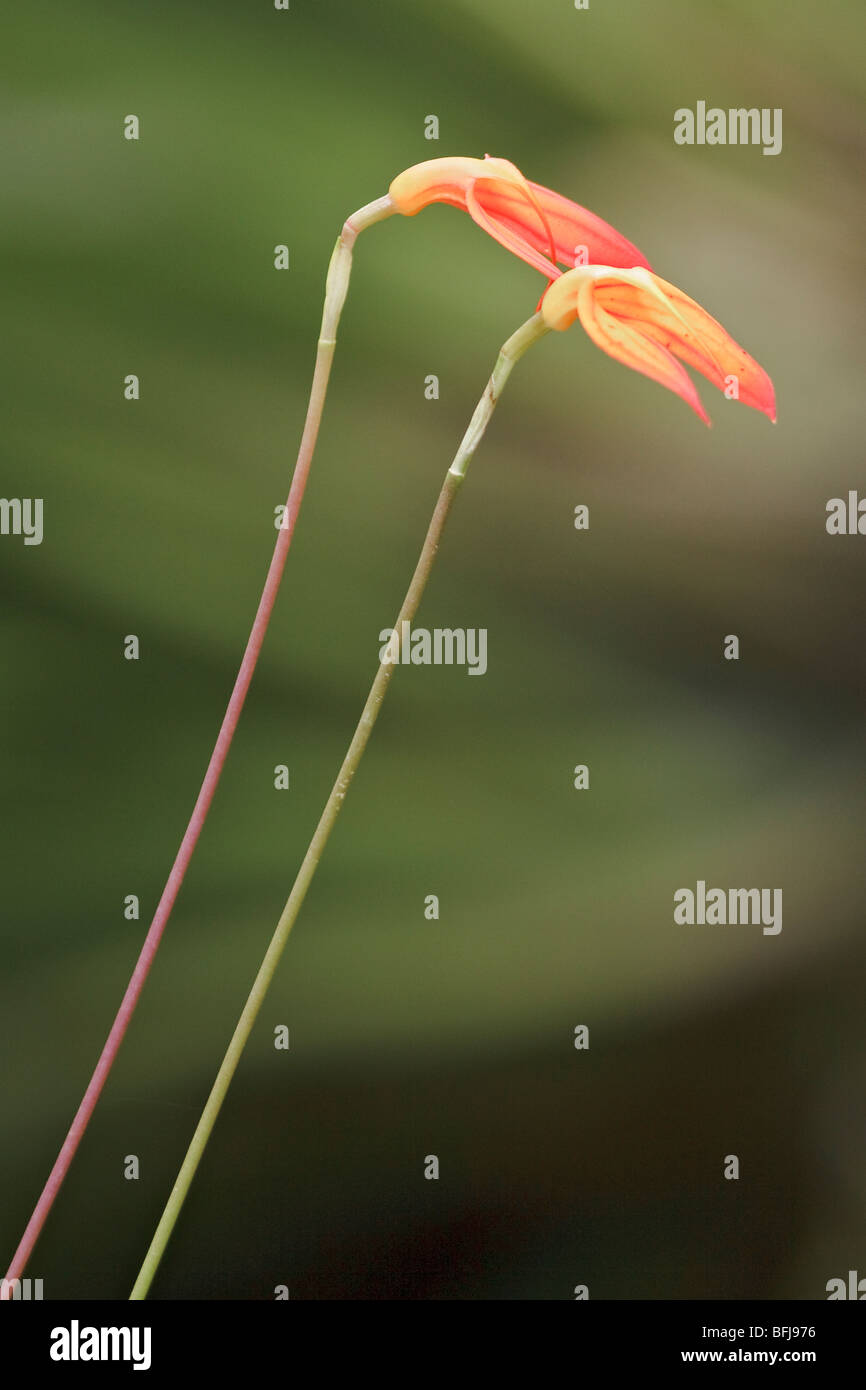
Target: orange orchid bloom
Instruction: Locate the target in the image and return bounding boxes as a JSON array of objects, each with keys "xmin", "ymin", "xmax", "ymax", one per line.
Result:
[
  {"xmin": 389, "ymin": 155, "xmax": 651, "ymax": 280},
  {"xmin": 540, "ymin": 265, "xmax": 776, "ymax": 425}
]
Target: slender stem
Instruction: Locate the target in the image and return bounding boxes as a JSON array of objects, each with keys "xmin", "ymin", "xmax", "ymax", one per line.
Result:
[
  {"xmin": 1, "ymin": 195, "xmax": 396, "ymax": 1297},
  {"xmin": 129, "ymin": 311, "xmax": 550, "ymax": 1300}
]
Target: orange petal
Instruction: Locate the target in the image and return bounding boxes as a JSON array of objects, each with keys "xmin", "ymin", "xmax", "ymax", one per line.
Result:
[
  {"xmin": 388, "ymin": 157, "xmax": 489, "ymax": 216},
  {"xmin": 388, "ymin": 155, "xmax": 651, "ymax": 278},
  {"xmin": 595, "ymin": 274, "xmax": 776, "ymax": 420},
  {"xmin": 543, "ymin": 267, "xmax": 775, "ymax": 423},
  {"xmin": 465, "ymin": 177, "xmax": 561, "ymax": 279},
  {"xmin": 576, "ymin": 279, "xmax": 711, "ymax": 423},
  {"xmin": 529, "ymin": 182, "xmax": 651, "ymax": 271},
  {"xmin": 468, "ymin": 177, "xmax": 651, "ymax": 272}
]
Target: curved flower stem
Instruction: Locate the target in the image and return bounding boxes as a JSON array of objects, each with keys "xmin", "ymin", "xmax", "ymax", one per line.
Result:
[
  {"xmin": 1, "ymin": 195, "xmax": 396, "ymax": 1296},
  {"xmin": 129, "ymin": 310, "xmax": 550, "ymax": 1300}
]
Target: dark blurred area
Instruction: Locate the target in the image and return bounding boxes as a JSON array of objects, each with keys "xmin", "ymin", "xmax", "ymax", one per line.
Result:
[{"xmin": 1, "ymin": 0, "xmax": 865, "ymax": 1298}]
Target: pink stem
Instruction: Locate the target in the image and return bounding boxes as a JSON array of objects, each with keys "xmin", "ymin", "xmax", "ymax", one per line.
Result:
[{"xmin": 2, "ymin": 201, "xmax": 392, "ymax": 1292}]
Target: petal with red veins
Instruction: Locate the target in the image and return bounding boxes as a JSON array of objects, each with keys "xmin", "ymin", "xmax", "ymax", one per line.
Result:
[
  {"xmin": 596, "ymin": 277, "xmax": 776, "ymax": 419},
  {"xmin": 576, "ymin": 280, "xmax": 711, "ymax": 424},
  {"xmin": 465, "ymin": 178, "xmax": 561, "ymax": 279},
  {"xmin": 530, "ymin": 183, "xmax": 652, "ymax": 271}
]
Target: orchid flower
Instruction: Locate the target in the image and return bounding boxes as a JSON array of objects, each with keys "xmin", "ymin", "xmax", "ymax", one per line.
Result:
[
  {"xmin": 389, "ymin": 155, "xmax": 650, "ymax": 278},
  {"xmin": 540, "ymin": 264, "xmax": 776, "ymax": 424}
]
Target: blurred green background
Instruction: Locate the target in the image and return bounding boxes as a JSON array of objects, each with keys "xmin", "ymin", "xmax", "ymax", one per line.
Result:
[{"xmin": 2, "ymin": 0, "xmax": 865, "ymax": 1299}]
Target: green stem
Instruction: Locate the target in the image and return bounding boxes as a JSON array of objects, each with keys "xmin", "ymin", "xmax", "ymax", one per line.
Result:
[
  {"xmin": 1, "ymin": 194, "xmax": 395, "ymax": 1300},
  {"xmin": 129, "ymin": 310, "xmax": 550, "ymax": 1301}
]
